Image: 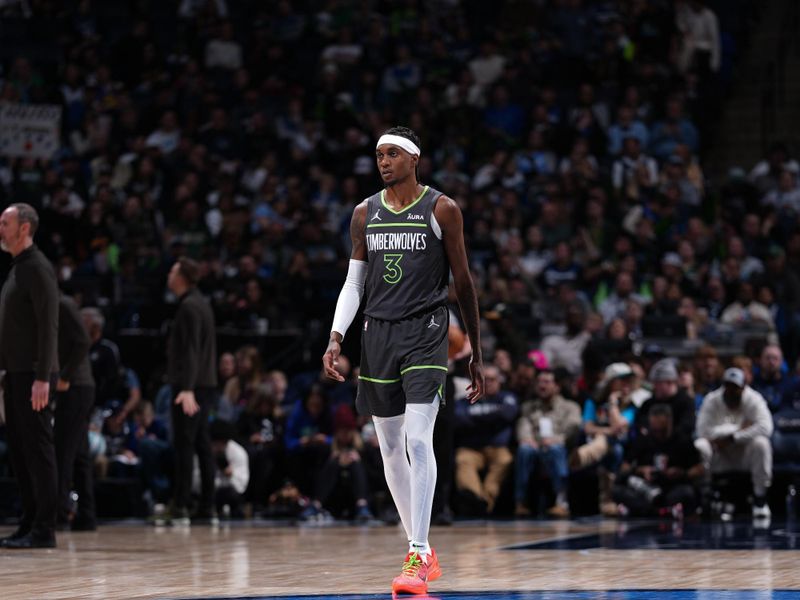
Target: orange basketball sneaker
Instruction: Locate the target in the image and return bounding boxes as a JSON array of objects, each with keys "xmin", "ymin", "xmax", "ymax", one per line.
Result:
[{"xmin": 391, "ymin": 548, "xmax": 442, "ymax": 595}]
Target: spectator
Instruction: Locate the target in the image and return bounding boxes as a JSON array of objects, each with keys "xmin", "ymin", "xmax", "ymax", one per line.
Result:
[
  {"xmin": 81, "ymin": 307, "xmax": 122, "ymax": 409},
  {"xmin": 720, "ymin": 281, "xmax": 775, "ymax": 332},
  {"xmin": 205, "ymin": 21, "xmax": 243, "ymax": 71},
  {"xmin": 770, "ymin": 373, "xmax": 800, "ymax": 467},
  {"xmin": 222, "ymin": 345, "xmax": 267, "ymax": 413},
  {"xmin": 636, "ymin": 359, "xmax": 696, "ymax": 439},
  {"xmin": 454, "ymin": 365, "xmax": 518, "ymax": 516},
  {"xmin": 607, "ymin": 106, "xmax": 649, "ymax": 157},
  {"xmin": 612, "ymin": 137, "xmax": 658, "ymax": 203},
  {"xmin": 209, "ymin": 420, "xmax": 249, "ymax": 519},
  {"xmin": 649, "ymin": 96, "xmax": 699, "ymax": 160},
  {"xmin": 540, "ymin": 302, "xmax": 592, "ymax": 377},
  {"xmin": 515, "ymin": 369, "xmax": 581, "ymax": 518},
  {"xmin": 571, "ymin": 362, "xmax": 638, "ymax": 517},
  {"xmin": 236, "ymin": 383, "xmax": 284, "ymax": 513},
  {"xmin": 730, "ymin": 355, "xmax": 754, "ymax": 386},
  {"xmin": 752, "ymin": 345, "xmax": 795, "ymax": 412},
  {"xmin": 301, "ymin": 405, "xmax": 372, "ymax": 522},
  {"xmin": 215, "ymin": 352, "xmax": 236, "ymax": 420},
  {"xmin": 675, "ymin": 0, "xmax": 721, "ymax": 77},
  {"xmin": 597, "ymin": 271, "xmax": 648, "ymax": 324},
  {"xmin": 695, "ymin": 368, "xmax": 773, "ymax": 520},
  {"xmin": 660, "ymin": 154, "xmax": 701, "ymax": 207},
  {"xmin": 284, "ymin": 384, "xmax": 332, "ymax": 497},
  {"xmin": 749, "ymin": 142, "xmax": 800, "ymax": 196},
  {"xmin": 612, "ymin": 404, "xmax": 703, "ymax": 518},
  {"xmin": 673, "ymin": 362, "xmax": 696, "ymax": 405},
  {"xmin": 761, "ymin": 168, "xmax": 800, "ymax": 214},
  {"xmin": 125, "ymin": 401, "xmax": 171, "ymax": 510},
  {"xmin": 693, "ymin": 345, "xmax": 723, "ymax": 397}
]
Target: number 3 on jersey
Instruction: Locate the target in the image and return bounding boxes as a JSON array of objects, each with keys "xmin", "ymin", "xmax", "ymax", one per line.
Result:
[{"xmin": 383, "ymin": 253, "xmax": 403, "ymax": 284}]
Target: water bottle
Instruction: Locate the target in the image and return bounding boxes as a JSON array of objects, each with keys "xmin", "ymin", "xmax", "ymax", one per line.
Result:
[{"xmin": 786, "ymin": 485, "xmax": 797, "ymax": 523}]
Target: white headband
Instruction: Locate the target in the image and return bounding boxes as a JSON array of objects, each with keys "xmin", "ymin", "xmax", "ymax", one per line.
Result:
[{"xmin": 376, "ymin": 134, "xmax": 421, "ymax": 156}]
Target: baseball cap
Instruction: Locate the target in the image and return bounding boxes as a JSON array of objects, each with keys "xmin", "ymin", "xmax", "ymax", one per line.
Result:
[
  {"xmin": 604, "ymin": 362, "xmax": 634, "ymax": 381},
  {"xmin": 649, "ymin": 358, "xmax": 678, "ymax": 382},
  {"xmin": 722, "ymin": 367, "xmax": 746, "ymax": 388}
]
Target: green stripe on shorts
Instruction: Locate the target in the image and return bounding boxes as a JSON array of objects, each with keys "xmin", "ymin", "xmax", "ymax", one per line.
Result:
[
  {"xmin": 358, "ymin": 375, "xmax": 401, "ymax": 384},
  {"xmin": 399, "ymin": 365, "xmax": 448, "ymax": 375}
]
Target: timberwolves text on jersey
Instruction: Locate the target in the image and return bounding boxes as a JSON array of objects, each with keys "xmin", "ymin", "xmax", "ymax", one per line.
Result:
[{"xmin": 362, "ymin": 186, "xmax": 449, "ymax": 321}]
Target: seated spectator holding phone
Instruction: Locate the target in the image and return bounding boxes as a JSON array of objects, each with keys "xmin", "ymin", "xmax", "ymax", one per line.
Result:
[
  {"xmin": 612, "ymin": 404, "xmax": 703, "ymax": 518},
  {"xmin": 514, "ymin": 369, "xmax": 581, "ymax": 518}
]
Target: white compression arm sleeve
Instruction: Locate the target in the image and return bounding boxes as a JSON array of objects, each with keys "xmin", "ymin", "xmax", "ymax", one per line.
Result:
[{"xmin": 331, "ymin": 259, "xmax": 367, "ymax": 339}]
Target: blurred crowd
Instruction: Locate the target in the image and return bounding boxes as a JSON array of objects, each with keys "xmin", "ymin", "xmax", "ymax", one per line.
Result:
[{"xmin": 1, "ymin": 0, "xmax": 800, "ymax": 521}]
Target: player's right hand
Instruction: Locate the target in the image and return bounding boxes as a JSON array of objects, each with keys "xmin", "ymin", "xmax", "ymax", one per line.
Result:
[
  {"xmin": 322, "ymin": 338, "xmax": 345, "ymax": 382},
  {"xmin": 31, "ymin": 380, "xmax": 50, "ymax": 412}
]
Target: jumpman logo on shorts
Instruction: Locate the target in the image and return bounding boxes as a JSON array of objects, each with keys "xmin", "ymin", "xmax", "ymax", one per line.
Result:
[
  {"xmin": 371, "ymin": 209, "xmax": 382, "ymax": 221},
  {"xmin": 427, "ymin": 315, "xmax": 439, "ymax": 329}
]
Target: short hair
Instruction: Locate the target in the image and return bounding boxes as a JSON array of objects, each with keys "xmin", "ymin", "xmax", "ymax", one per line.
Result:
[
  {"xmin": 383, "ymin": 125, "xmax": 421, "ymax": 150},
  {"xmin": 80, "ymin": 307, "xmax": 105, "ymax": 331},
  {"xmin": 10, "ymin": 203, "xmax": 39, "ymax": 236},
  {"xmin": 649, "ymin": 403, "xmax": 673, "ymax": 421},
  {"xmin": 177, "ymin": 257, "xmax": 200, "ymax": 286}
]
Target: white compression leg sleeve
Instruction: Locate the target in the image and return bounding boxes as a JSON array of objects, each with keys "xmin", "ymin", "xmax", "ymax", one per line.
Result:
[
  {"xmin": 373, "ymin": 414, "xmax": 413, "ymax": 541},
  {"xmin": 405, "ymin": 399, "xmax": 439, "ymax": 554}
]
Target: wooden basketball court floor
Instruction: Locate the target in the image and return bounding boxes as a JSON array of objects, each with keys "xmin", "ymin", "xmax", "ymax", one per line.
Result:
[{"xmin": 2, "ymin": 518, "xmax": 800, "ymax": 600}]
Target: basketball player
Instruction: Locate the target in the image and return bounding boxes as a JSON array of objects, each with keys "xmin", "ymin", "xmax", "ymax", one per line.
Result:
[{"xmin": 323, "ymin": 126, "xmax": 484, "ymax": 594}]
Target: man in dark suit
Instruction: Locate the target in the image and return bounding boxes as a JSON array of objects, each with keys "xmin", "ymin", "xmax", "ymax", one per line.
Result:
[
  {"xmin": 55, "ymin": 293, "xmax": 97, "ymax": 531},
  {"xmin": 0, "ymin": 203, "xmax": 59, "ymax": 548},
  {"xmin": 167, "ymin": 257, "xmax": 218, "ymax": 524}
]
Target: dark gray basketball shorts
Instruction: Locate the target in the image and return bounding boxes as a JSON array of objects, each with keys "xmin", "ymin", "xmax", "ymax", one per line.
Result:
[{"xmin": 355, "ymin": 305, "xmax": 448, "ymax": 418}]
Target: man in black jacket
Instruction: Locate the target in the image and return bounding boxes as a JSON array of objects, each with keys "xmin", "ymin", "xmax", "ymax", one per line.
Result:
[
  {"xmin": 0, "ymin": 203, "xmax": 59, "ymax": 548},
  {"xmin": 612, "ymin": 403, "xmax": 703, "ymax": 517},
  {"xmin": 167, "ymin": 257, "xmax": 218, "ymax": 524},
  {"xmin": 55, "ymin": 294, "xmax": 97, "ymax": 531},
  {"xmin": 635, "ymin": 358, "xmax": 696, "ymax": 439}
]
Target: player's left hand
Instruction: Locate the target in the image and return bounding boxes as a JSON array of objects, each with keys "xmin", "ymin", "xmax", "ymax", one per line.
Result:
[
  {"xmin": 466, "ymin": 358, "xmax": 484, "ymax": 404},
  {"xmin": 31, "ymin": 379, "xmax": 50, "ymax": 411}
]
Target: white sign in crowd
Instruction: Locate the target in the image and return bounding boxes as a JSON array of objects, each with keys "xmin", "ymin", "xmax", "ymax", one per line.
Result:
[{"xmin": 0, "ymin": 102, "xmax": 61, "ymax": 160}]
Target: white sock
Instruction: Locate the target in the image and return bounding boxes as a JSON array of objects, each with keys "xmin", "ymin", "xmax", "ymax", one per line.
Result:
[
  {"xmin": 373, "ymin": 414, "xmax": 413, "ymax": 541},
  {"xmin": 409, "ymin": 541, "xmax": 431, "ymax": 560},
  {"xmin": 405, "ymin": 398, "xmax": 439, "ymax": 557},
  {"xmin": 555, "ymin": 491, "xmax": 567, "ymax": 507}
]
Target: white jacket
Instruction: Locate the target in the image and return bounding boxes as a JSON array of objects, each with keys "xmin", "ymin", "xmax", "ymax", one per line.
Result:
[
  {"xmin": 217, "ymin": 440, "xmax": 250, "ymax": 494},
  {"xmin": 697, "ymin": 385, "xmax": 773, "ymax": 443}
]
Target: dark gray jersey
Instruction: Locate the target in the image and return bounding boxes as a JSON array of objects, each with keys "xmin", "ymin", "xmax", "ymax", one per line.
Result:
[{"xmin": 363, "ymin": 185, "xmax": 449, "ymax": 321}]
